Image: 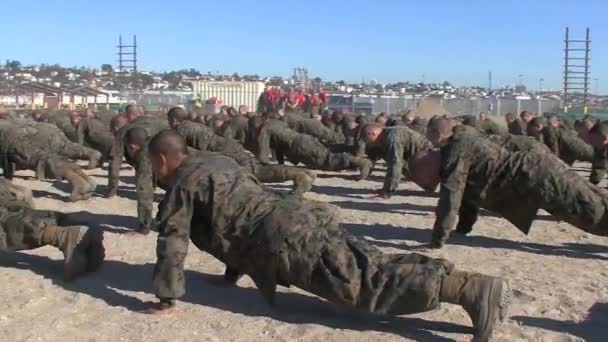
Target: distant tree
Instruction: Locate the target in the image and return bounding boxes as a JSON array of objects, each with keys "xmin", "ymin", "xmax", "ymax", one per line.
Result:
[
  {"xmin": 5, "ymin": 60, "xmax": 21, "ymax": 70},
  {"xmin": 442, "ymin": 81, "xmax": 452, "ymax": 87},
  {"xmin": 268, "ymin": 78, "xmax": 283, "ymax": 86},
  {"xmin": 232, "ymin": 72, "xmax": 241, "ymax": 81},
  {"xmin": 337, "ymin": 80, "xmax": 346, "ymax": 86},
  {"xmin": 313, "ymin": 77, "xmax": 322, "ymax": 84},
  {"xmin": 101, "ymin": 64, "xmax": 114, "ymax": 73}
]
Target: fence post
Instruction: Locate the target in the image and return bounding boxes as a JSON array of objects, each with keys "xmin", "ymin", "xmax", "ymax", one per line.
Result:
[
  {"xmin": 497, "ymin": 98, "xmax": 501, "ymax": 115},
  {"xmin": 516, "ymin": 99, "xmax": 521, "ymax": 115}
]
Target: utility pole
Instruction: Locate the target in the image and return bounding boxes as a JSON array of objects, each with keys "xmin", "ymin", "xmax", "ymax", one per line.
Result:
[{"xmin": 488, "ymin": 71, "xmax": 492, "ymax": 91}]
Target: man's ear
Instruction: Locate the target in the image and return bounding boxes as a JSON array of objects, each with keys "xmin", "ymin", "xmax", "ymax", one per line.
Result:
[{"xmin": 159, "ymin": 153, "xmax": 168, "ymax": 168}]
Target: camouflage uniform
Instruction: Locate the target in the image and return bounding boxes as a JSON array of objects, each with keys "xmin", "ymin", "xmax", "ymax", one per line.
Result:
[
  {"xmin": 508, "ymin": 118, "xmax": 526, "ymax": 135},
  {"xmin": 432, "ymin": 131, "xmax": 608, "ymax": 246},
  {"xmin": 107, "ymin": 116, "xmax": 169, "ymax": 196},
  {"xmin": 486, "ymin": 133, "xmax": 552, "ymax": 155},
  {"xmin": 153, "ymin": 153, "xmax": 452, "ymax": 315},
  {"xmin": 0, "ymin": 178, "xmax": 63, "ymax": 251},
  {"xmin": 282, "ymin": 113, "xmax": 344, "ymax": 144},
  {"xmin": 130, "ymin": 121, "xmax": 315, "ymax": 232},
  {"xmin": 255, "ymin": 120, "xmax": 368, "ymax": 173},
  {"xmin": 408, "ymin": 117, "xmax": 428, "ymax": 136},
  {"xmin": 589, "ymin": 121, "xmax": 608, "ymax": 185},
  {"xmin": 535, "ymin": 125, "xmax": 594, "ymax": 165},
  {"xmin": 49, "ymin": 112, "xmax": 79, "ymax": 142},
  {"xmin": 380, "ymin": 127, "xmax": 432, "ymax": 197},
  {"xmin": 590, "ymin": 147, "xmax": 607, "ymax": 185},
  {"xmin": 0, "ymin": 121, "xmax": 95, "ymax": 201},
  {"xmin": 175, "ymin": 120, "xmax": 314, "ymax": 187},
  {"xmin": 77, "ymin": 117, "xmax": 114, "ymax": 157},
  {"xmin": 22, "ymin": 121, "xmax": 100, "ymax": 166},
  {"xmin": 221, "ymin": 116, "xmax": 249, "ymax": 145},
  {"xmin": 456, "ymin": 115, "xmax": 505, "ymax": 136}
]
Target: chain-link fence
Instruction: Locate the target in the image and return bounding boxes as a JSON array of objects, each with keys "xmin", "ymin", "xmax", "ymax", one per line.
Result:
[
  {"xmin": 328, "ymin": 95, "xmax": 562, "ymax": 116},
  {"xmin": 119, "ymin": 90, "xmax": 193, "ymax": 112}
]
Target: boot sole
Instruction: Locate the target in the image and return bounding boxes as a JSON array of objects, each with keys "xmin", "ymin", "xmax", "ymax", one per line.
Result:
[
  {"xmin": 64, "ymin": 227, "xmax": 105, "ymax": 281},
  {"xmin": 474, "ymin": 279, "xmax": 512, "ymax": 342}
]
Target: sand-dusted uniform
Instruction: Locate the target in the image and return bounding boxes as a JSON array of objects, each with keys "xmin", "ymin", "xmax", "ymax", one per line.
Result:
[
  {"xmin": 281, "ymin": 112, "xmax": 344, "ymax": 144},
  {"xmin": 0, "ymin": 121, "xmax": 96, "ymax": 201},
  {"xmin": 432, "ymin": 131, "xmax": 608, "ymax": 247},
  {"xmin": 107, "ymin": 116, "xmax": 169, "ymax": 197},
  {"xmin": 255, "ymin": 120, "xmax": 371, "ymax": 178},
  {"xmin": 533, "ymin": 125, "xmax": 594, "ymax": 165},
  {"xmin": 154, "ymin": 153, "xmax": 450, "ymax": 314},
  {"xmin": 77, "ymin": 117, "xmax": 115, "ymax": 158},
  {"xmin": 175, "ymin": 120, "xmax": 314, "ymax": 193},
  {"xmin": 378, "ymin": 126, "xmax": 433, "ymax": 197},
  {"xmin": 0, "ymin": 178, "xmax": 104, "ymax": 280}
]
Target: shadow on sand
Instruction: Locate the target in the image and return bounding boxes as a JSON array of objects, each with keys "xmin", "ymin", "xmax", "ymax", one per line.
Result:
[
  {"xmin": 0, "ymin": 252, "xmax": 470, "ymax": 341},
  {"xmin": 342, "ymin": 223, "xmax": 608, "ymax": 261},
  {"xmin": 512, "ymin": 302, "xmax": 608, "ymax": 341}
]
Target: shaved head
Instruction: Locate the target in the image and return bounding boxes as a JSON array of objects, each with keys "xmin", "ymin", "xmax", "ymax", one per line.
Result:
[
  {"xmin": 426, "ymin": 117, "xmax": 457, "ymax": 146},
  {"xmin": 148, "ymin": 130, "xmax": 189, "ymax": 181},
  {"xmin": 110, "ymin": 114, "xmax": 129, "ymax": 133},
  {"xmin": 168, "ymin": 107, "xmax": 188, "ymax": 128},
  {"xmin": 361, "ymin": 124, "xmax": 384, "ymax": 146},
  {"xmin": 125, "ymin": 104, "xmax": 142, "ymax": 122},
  {"xmin": 149, "ymin": 130, "xmax": 188, "ymax": 157},
  {"xmin": 125, "ymin": 127, "xmax": 149, "ymax": 157},
  {"xmin": 125, "ymin": 127, "xmax": 149, "ymax": 148}
]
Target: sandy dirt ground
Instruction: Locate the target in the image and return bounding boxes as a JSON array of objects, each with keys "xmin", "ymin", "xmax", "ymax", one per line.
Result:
[{"xmin": 0, "ymin": 161, "xmax": 607, "ymax": 342}]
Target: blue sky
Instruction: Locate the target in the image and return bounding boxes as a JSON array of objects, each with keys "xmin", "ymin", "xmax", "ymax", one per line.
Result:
[{"xmin": 1, "ymin": 0, "xmax": 607, "ymax": 91}]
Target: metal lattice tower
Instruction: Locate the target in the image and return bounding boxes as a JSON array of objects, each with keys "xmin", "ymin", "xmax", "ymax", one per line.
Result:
[
  {"xmin": 563, "ymin": 27, "xmax": 591, "ymax": 112},
  {"xmin": 117, "ymin": 35, "xmax": 137, "ymax": 75},
  {"xmin": 292, "ymin": 67, "xmax": 310, "ymax": 91}
]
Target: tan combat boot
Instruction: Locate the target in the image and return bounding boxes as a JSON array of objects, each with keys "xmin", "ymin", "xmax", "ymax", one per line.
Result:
[
  {"xmin": 351, "ymin": 157, "xmax": 372, "ymax": 181},
  {"xmin": 40, "ymin": 224, "xmax": 105, "ymax": 281},
  {"xmin": 9, "ymin": 182, "xmax": 34, "ymax": 208},
  {"xmin": 87, "ymin": 150, "xmax": 103, "ymax": 170},
  {"xmin": 63, "ymin": 168, "xmax": 95, "ymax": 202},
  {"xmin": 440, "ymin": 271, "xmax": 511, "ymax": 342},
  {"xmin": 288, "ymin": 168, "xmax": 316, "ymax": 194}
]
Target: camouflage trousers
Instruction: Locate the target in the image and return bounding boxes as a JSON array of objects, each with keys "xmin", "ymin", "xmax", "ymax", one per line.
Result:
[
  {"xmin": 53, "ymin": 140, "xmax": 98, "ymax": 162},
  {"xmin": 534, "ymin": 164, "xmax": 608, "ymax": 236},
  {"xmin": 285, "ymin": 135, "xmax": 355, "ymax": 171},
  {"xmin": 203, "ymin": 199, "xmax": 451, "ymax": 315},
  {"xmin": 0, "ymin": 206, "xmax": 60, "ymax": 251}
]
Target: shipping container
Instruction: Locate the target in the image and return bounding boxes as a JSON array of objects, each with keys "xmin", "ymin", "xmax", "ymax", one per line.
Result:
[{"xmin": 191, "ymin": 81, "xmax": 265, "ymax": 110}]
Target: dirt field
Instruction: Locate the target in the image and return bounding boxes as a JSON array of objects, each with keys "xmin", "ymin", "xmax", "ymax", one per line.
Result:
[{"xmin": 0, "ymin": 162, "xmax": 607, "ymax": 342}]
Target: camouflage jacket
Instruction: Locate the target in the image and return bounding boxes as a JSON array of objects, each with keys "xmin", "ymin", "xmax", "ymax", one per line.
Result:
[
  {"xmin": 49, "ymin": 114, "xmax": 79, "ymax": 142},
  {"xmin": 108, "ymin": 116, "xmax": 169, "ymax": 193},
  {"xmin": 222, "ymin": 116, "xmax": 249, "ymax": 145},
  {"xmin": 154, "ymin": 153, "xmax": 313, "ymax": 300},
  {"xmin": 176, "ymin": 121, "xmax": 257, "ymax": 169},
  {"xmin": 433, "ymin": 131, "xmax": 567, "ymax": 244},
  {"xmin": 282, "ymin": 113, "xmax": 343, "ymax": 144},
  {"xmin": 408, "ymin": 118, "xmax": 428, "ymax": 136},
  {"xmin": 77, "ymin": 117, "xmax": 114, "ymax": 156},
  {"xmin": 539, "ymin": 125, "xmax": 594, "ymax": 165},
  {"xmin": 508, "ymin": 118, "xmax": 526, "ymax": 135},
  {"xmin": 380, "ymin": 126, "xmax": 432, "ymax": 196},
  {"xmin": 255, "ymin": 120, "xmax": 295, "ymax": 163}
]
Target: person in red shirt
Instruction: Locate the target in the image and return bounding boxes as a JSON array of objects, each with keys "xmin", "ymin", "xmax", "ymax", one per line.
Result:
[
  {"xmin": 309, "ymin": 91, "xmax": 322, "ymax": 114},
  {"xmin": 295, "ymin": 90, "xmax": 306, "ymax": 108}
]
